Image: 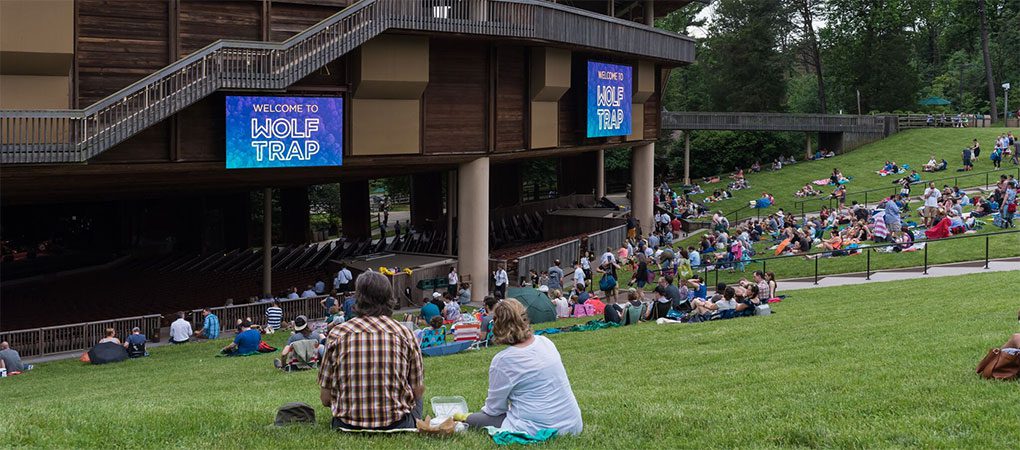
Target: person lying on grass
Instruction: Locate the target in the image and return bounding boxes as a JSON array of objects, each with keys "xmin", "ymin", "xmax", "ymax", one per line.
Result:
[
  {"xmin": 691, "ymin": 286, "xmax": 737, "ymax": 318},
  {"xmin": 464, "ymin": 298, "xmax": 583, "ymax": 436},
  {"xmin": 319, "ymin": 271, "xmax": 424, "ymax": 432},
  {"xmin": 794, "ymin": 183, "xmax": 821, "ymax": 198}
]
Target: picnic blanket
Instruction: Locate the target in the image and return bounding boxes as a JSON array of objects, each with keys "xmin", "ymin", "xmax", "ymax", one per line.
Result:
[
  {"xmin": 534, "ymin": 320, "xmax": 620, "ymax": 336},
  {"xmin": 484, "ymin": 427, "xmax": 558, "ymax": 446}
]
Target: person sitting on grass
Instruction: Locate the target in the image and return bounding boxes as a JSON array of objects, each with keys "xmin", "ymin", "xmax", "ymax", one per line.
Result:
[
  {"xmin": 193, "ymin": 308, "xmax": 220, "ymax": 340},
  {"xmin": 419, "ymin": 293, "xmax": 442, "ymax": 325},
  {"xmin": 442, "ymin": 292, "xmax": 462, "ymax": 323},
  {"xmin": 418, "ymin": 316, "xmax": 447, "ymax": 349},
  {"xmin": 169, "ymin": 311, "xmax": 192, "ymax": 344},
  {"xmin": 274, "ymin": 316, "xmax": 323, "ymax": 369},
  {"xmin": 0, "ymin": 341, "xmax": 31, "ymax": 373},
  {"xmin": 124, "ymin": 327, "xmax": 148, "ymax": 358},
  {"xmin": 478, "ymin": 296, "xmax": 500, "ymax": 343},
  {"xmin": 550, "ymin": 289, "xmax": 569, "ymax": 318},
  {"xmin": 319, "ymin": 271, "xmax": 424, "ymax": 432},
  {"xmin": 464, "ymin": 298, "xmax": 583, "ymax": 436},
  {"xmin": 98, "ymin": 328, "xmax": 121, "ymax": 345},
  {"xmin": 221, "ymin": 320, "xmax": 262, "ymax": 356},
  {"xmin": 325, "ymin": 305, "xmax": 345, "ymax": 331},
  {"xmin": 735, "ymin": 285, "xmax": 762, "ymax": 316}
]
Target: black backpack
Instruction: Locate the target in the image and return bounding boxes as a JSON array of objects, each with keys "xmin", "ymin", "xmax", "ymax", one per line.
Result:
[{"xmin": 127, "ymin": 340, "xmax": 146, "ymax": 358}]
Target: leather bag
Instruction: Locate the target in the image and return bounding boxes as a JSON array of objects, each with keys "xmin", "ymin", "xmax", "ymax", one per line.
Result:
[{"xmin": 975, "ymin": 348, "xmax": 1020, "ymax": 380}]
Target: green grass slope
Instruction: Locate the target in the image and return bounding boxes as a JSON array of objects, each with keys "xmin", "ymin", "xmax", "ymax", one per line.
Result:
[
  {"xmin": 682, "ymin": 127, "xmax": 1018, "ymax": 215},
  {"xmin": 3, "ymin": 272, "xmax": 1019, "ymax": 448}
]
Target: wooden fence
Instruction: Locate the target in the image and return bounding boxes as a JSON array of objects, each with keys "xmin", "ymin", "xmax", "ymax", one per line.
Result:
[{"xmin": 0, "ymin": 314, "xmax": 162, "ymax": 359}]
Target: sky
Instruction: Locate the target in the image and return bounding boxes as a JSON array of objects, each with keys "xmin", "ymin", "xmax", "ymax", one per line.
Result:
[{"xmin": 685, "ymin": 2, "xmax": 827, "ymax": 39}]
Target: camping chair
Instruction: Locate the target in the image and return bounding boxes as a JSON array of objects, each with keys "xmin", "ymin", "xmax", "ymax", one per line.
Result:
[
  {"xmin": 451, "ymin": 322, "xmax": 480, "ymax": 343},
  {"xmin": 419, "ymin": 327, "xmax": 447, "ymax": 349},
  {"xmin": 126, "ymin": 340, "xmax": 147, "ymax": 358},
  {"xmin": 623, "ymin": 304, "xmax": 643, "ymax": 326}
]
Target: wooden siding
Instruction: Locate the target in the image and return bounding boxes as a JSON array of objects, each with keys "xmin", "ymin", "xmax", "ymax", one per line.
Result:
[
  {"xmin": 269, "ymin": 2, "xmax": 342, "ymax": 42},
  {"xmin": 91, "ymin": 122, "xmax": 171, "ymax": 163},
  {"xmin": 644, "ymin": 89, "xmax": 659, "ymax": 140},
  {"xmin": 494, "ymin": 46, "xmax": 526, "ymax": 152},
  {"xmin": 558, "ymin": 86, "xmax": 578, "ymax": 147},
  {"xmin": 423, "ymin": 39, "xmax": 488, "ymax": 154},
  {"xmin": 178, "ymin": 0, "xmax": 262, "ymax": 58},
  {"xmin": 76, "ymin": 0, "xmax": 170, "ymax": 107},
  {"xmin": 177, "ymin": 95, "xmax": 225, "ymax": 161}
]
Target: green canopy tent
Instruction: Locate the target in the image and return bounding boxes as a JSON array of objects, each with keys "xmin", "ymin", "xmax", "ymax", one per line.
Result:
[
  {"xmin": 918, "ymin": 96, "xmax": 952, "ymax": 106},
  {"xmin": 506, "ymin": 287, "xmax": 558, "ymax": 325}
]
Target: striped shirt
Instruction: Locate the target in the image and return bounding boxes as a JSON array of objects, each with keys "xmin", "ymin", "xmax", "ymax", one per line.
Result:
[
  {"xmin": 318, "ymin": 315, "xmax": 424, "ymax": 428},
  {"xmin": 266, "ymin": 306, "xmax": 283, "ymax": 329},
  {"xmin": 202, "ymin": 313, "xmax": 220, "ymax": 339}
]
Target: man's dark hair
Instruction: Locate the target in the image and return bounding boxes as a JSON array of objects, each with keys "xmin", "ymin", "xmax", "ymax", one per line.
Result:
[
  {"xmin": 353, "ymin": 271, "xmax": 394, "ymax": 317},
  {"xmin": 484, "ymin": 295, "xmax": 498, "ymax": 310},
  {"xmin": 716, "ymin": 283, "xmax": 727, "ymax": 292},
  {"xmin": 664, "ymin": 274, "xmax": 675, "ymax": 285},
  {"xmin": 177, "ymin": 311, "xmax": 186, "ymax": 319},
  {"xmin": 724, "ymin": 287, "xmax": 736, "ymax": 300}
]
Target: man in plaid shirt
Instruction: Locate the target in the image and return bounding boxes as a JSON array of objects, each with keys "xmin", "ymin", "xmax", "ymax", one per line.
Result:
[{"xmin": 318, "ymin": 271, "xmax": 425, "ymax": 431}]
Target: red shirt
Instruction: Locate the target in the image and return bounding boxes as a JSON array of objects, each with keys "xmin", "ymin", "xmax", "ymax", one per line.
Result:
[{"xmin": 670, "ymin": 218, "xmax": 682, "ymax": 233}]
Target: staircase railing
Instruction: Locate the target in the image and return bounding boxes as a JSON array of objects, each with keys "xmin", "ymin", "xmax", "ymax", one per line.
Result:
[{"xmin": 0, "ymin": 0, "xmax": 694, "ymax": 165}]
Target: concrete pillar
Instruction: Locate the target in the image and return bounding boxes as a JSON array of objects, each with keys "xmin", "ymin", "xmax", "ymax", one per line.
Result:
[
  {"xmin": 631, "ymin": 143, "xmax": 654, "ymax": 234},
  {"xmin": 457, "ymin": 157, "xmax": 490, "ymax": 300},
  {"xmin": 410, "ymin": 172, "xmax": 444, "ymax": 230},
  {"xmin": 280, "ymin": 187, "xmax": 311, "ymax": 244},
  {"xmin": 683, "ymin": 132, "xmax": 691, "ymax": 186},
  {"xmin": 340, "ymin": 180, "xmax": 371, "ymax": 240},
  {"xmin": 596, "ymin": 149, "xmax": 606, "ymax": 198},
  {"xmin": 262, "ymin": 188, "xmax": 272, "ymax": 297}
]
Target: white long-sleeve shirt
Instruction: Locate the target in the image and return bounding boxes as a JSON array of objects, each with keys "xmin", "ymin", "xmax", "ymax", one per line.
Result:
[
  {"xmin": 169, "ymin": 318, "xmax": 193, "ymax": 342},
  {"xmin": 494, "ymin": 269, "xmax": 508, "ymax": 287},
  {"xmin": 482, "ymin": 336, "xmax": 582, "ymax": 436}
]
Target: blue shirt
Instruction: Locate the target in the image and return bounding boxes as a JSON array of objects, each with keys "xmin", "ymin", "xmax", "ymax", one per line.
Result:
[
  {"xmin": 126, "ymin": 333, "xmax": 147, "ymax": 347},
  {"xmin": 689, "ymin": 251, "xmax": 701, "ymax": 267},
  {"xmin": 234, "ymin": 329, "xmax": 261, "ymax": 354},
  {"xmin": 202, "ymin": 314, "xmax": 220, "ymax": 339},
  {"xmin": 342, "ymin": 296, "xmax": 357, "ymax": 318},
  {"xmin": 421, "ymin": 302, "xmax": 441, "ymax": 322}
]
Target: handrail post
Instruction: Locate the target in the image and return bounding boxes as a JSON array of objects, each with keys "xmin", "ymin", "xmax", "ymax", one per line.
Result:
[
  {"xmin": 37, "ymin": 329, "xmax": 44, "ymax": 357},
  {"xmin": 813, "ymin": 256, "xmax": 819, "ymax": 285},
  {"xmin": 866, "ymin": 248, "xmax": 871, "ymax": 280},
  {"xmin": 985, "ymin": 172, "xmax": 988, "ymax": 190},
  {"xmin": 714, "ymin": 266, "xmax": 719, "ymax": 285},
  {"xmin": 984, "ymin": 236, "xmax": 989, "ymax": 269},
  {"xmin": 762, "ymin": 259, "xmax": 766, "ymax": 274},
  {"xmin": 923, "ymin": 243, "xmax": 928, "ymax": 275},
  {"xmin": 864, "ymin": 191, "xmax": 868, "ymax": 208}
]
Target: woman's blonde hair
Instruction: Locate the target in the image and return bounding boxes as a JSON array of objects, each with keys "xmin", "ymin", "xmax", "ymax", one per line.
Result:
[{"xmin": 491, "ymin": 298, "xmax": 532, "ymax": 346}]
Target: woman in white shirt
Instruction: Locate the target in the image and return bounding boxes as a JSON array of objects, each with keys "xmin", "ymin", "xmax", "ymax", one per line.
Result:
[
  {"xmin": 465, "ymin": 299, "xmax": 582, "ymax": 436},
  {"xmin": 549, "ymin": 289, "xmax": 570, "ymax": 318}
]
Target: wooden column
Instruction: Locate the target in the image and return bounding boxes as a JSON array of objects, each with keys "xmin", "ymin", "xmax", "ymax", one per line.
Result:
[
  {"xmin": 684, "ymin": 131, "xmax": 691, "ymax": 186},
  {"xmin": 340, "ymin": 180, "xmax": 371, "ymax": 240}
]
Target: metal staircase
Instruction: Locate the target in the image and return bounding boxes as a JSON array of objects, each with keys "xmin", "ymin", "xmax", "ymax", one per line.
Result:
[{"xmin": 0, "ymin": 0, "xmax": 694, "ymax": 165}]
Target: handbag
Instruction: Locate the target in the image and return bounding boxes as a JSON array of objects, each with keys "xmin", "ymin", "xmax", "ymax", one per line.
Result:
[
  {"xmin": 1007, "ymin": 202, "xmax": 1017, "ymax": 214},
  {"xmin": 975, "ymin": 348, "xmax": 1020, "ymax": 380}
]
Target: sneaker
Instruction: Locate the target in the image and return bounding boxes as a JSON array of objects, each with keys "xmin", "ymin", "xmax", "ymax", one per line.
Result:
[
  {"xmin": 273, "ymin": 359, "xmax": 282, "ymax": 369},
  {"xmin": 24, "ymin": 364, "xmax": 33, "ymax": 371}
]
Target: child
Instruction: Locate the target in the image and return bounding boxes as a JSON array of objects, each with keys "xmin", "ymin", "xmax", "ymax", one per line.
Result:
[
  {"xmin": 443, "ymin": 294, "xmax": 462, "ymax": 322},
  {"xmin": 325, "ymin": 305, "xmax": 344, "ymax": 331},
  {"xmin": 419, "ymin": 316, "xmax": 447, "ymax": 349}
]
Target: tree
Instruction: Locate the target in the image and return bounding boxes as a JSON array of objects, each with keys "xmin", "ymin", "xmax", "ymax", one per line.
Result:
[
  {"xmin": 977, "ymin": 0, "xmax": 998, "ymax": 119},
  {"xmin": 701, "ymin": 0, "xmax": 791, "ymax": 112},
  {"xmin": 792, "ymin": 0, "xmax": 827, "ymax": 113}
]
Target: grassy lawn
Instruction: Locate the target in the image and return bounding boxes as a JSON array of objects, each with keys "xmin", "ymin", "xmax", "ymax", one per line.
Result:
[
  {"xmin": 3, "ymin": 272, "xmax": 1019, "ymax": 448},
  {"xmin": 680, "ymin": 127, "xmax": 1019, "ymax": 216}
]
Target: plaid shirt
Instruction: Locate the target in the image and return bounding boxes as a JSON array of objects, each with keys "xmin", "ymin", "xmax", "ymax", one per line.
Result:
[{"xmin": 318, "ymin": 315, "xmax": 423, "ymax": 428}]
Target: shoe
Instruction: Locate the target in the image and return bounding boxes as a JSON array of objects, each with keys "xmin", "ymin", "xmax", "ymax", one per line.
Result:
[
  {"xmin": 273, "ymin": 359, "xmax": 282, "ymax": 369},
  {"xmin": 24, "ymin": 364, "xmax": 33, "ymax": 371}
]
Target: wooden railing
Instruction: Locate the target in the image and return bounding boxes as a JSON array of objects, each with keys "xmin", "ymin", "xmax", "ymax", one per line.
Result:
[
  {"xmin": 0, "ymin": 314, "xmax": 162, "ymax": 359},
  {"xmin": 188, "ymin": 295, "xmax": 329, "ymax": 333},
  {"xmin": 662, "ymin": 111, "xmax": 889, "ymax": 133},
  {"xmin": 0, "ymin": 0, "xmax": 693, "ymax": 164}
]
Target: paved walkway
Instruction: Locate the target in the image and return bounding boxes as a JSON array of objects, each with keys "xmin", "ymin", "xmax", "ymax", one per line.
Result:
[{"xmin": 776, "ymin": 256, "xmax": 1020, "ymax": 291}]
